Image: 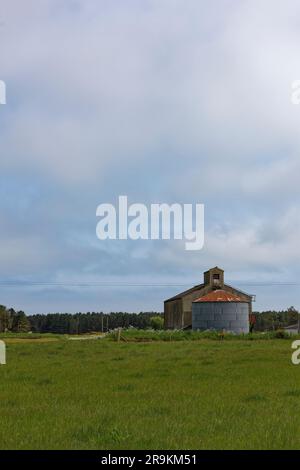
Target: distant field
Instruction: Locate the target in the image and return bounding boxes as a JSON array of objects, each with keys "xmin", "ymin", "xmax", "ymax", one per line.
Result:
[{"xmin": 0, "ymin": 336, "xmax": 299, "ymax": 450}]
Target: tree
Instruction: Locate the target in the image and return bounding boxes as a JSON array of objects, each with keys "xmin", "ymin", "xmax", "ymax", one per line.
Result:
[
  {"xmin": 249, "ymin": 314, "xmax": 256, "ymax": 333},
  {"xmin": 11, "ymin": 311, "xmax": 31, "ymax": 333},
  {"xmin": 150, "ymin": 316, "xmax": 164, "ymax": 330},
  {"xmin": 0, "ymin": 305, "xmax": 9, "ymax": 332}
]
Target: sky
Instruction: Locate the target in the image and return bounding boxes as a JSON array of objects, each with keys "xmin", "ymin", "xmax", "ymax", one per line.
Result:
[{"xmin": 0, "ymin": 0, "xmax": 300, "ymax": 314}]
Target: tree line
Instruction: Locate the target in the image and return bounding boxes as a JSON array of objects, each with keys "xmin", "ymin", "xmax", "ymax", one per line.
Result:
[
  {"xmin": 0, "ymin": 304, "xmax": 298, "ymax": 334},
  {"xmin": 28, "ymin": 311, "xmax": 164, "ymax": 334},
  {"xmin": 253, "ymin": 306, "xmax": 299, "ymax": 331},
  {"xmin": 0, "ymin": 306, "xmax": 163, "ymax": 334}
]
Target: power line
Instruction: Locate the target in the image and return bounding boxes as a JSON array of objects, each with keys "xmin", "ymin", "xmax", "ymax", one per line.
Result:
[
  {"xmin": 0, "ymin": 282, "xmax": 188, "ymax": 287},
  {"xmin": 0, "ymin": 281, "xmax": 298, "ymax": 287}
]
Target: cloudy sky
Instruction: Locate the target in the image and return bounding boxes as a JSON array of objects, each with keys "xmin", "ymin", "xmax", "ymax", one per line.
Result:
[{"xmin": 1, "ymin": 0, "xmax": 300, "ymax": 313}]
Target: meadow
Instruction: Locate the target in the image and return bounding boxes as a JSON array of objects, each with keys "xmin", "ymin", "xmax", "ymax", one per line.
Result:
[{"xmin": 0, "ymin": 334, "xmax": 299, "ymax": 450}]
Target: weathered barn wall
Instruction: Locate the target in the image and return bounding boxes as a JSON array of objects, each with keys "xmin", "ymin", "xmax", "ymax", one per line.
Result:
[
  {"xmin": 192, "ymin": 302, "xmax": 250, "ymax": 333},
  {"xmin": 164, "ymin": 300, "xmax": 183, "ymax": 329},
  {"xmin": 164, "ymin": 285, "xmax": 209, "ymax": 329}
]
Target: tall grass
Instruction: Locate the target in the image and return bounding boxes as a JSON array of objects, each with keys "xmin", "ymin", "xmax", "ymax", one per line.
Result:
[{"xmin": 107, "ymin": 328, "xmax": 297, "ymax": 342}]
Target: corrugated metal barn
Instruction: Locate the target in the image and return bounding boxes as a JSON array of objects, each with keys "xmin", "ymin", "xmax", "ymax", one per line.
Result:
[{"xmin": 164, "ymin": 267, "xmax": 254, "ymax": 333}]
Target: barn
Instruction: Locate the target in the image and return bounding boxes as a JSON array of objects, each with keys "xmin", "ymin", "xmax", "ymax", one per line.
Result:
[{"xmin": 164, "ymin": 266, "xmax": 254, "ymax": 333}]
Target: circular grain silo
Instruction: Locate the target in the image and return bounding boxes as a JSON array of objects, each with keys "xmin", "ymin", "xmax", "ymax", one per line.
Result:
[{"xmin": 192, "ymin": 290, "xmax": 249, "ymax": 334}]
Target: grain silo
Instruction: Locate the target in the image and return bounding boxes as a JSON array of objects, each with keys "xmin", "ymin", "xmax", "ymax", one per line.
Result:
[{"xmin": 192, "ymin": 290, "xmax": 250, "ymax": 334}]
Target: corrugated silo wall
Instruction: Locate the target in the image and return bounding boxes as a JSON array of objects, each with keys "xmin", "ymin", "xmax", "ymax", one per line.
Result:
[{"xmin": 192, "ymin": 302, "xmax": 249, "ymax": 334}]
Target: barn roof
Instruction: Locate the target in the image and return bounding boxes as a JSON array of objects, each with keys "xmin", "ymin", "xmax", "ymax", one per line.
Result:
[
  {"xmin": 165, "ymin": 283, "xmax": 252, "ymax": 303},
  {"xmin": 164, "ymin": 283, "xmax": 204, "ymax": 302},
  {"xmin": 193, "ymin": 289, "xmax": 243, "ymax": 303}
]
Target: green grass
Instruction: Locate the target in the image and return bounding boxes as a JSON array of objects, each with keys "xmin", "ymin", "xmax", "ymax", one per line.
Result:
[
  {"xmin": 0, "ymin": 332, "xmax": 63, "ymax": 340},
  {"xmin": 0, "ymin": 337, "xmax": 299, "ymax": 449}
]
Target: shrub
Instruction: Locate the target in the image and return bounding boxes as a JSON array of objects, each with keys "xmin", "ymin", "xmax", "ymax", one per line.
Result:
[
  {"xmin": 273, "ymin": 329, "xmax": 289, "ymax": 339},
  {"xmin": 150, "ymin": 316, "xmax": 164, "ymax": 330}
]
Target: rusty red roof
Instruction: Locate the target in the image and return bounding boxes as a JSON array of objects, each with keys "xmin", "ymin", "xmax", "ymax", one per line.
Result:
[{"xmin": 193, "ymin": 289, "xmax": 242, "ymax": 303}]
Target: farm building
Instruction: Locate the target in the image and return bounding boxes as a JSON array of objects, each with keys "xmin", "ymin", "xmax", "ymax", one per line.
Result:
[
  {"xmin": 164, "ymin": 266, "xmax": 254, "ymax": 333},
  {"xmin": 283, "ymin": 324, "xmax": 300, "ymax": 335}
]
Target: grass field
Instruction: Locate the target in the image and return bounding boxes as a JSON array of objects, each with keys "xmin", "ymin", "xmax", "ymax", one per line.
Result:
[{"xmin": 0, "ymin": 336, "xmax": 299, "ymax": 450}]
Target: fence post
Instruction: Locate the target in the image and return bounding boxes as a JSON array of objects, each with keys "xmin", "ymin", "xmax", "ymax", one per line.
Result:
[{"xmin": 117, "ymin": 328, "xmax": 121, "ymax": 342}]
